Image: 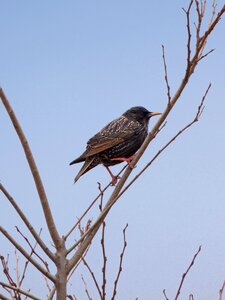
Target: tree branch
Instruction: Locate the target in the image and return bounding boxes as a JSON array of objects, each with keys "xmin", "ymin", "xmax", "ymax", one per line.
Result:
[
  {"xmin": 163, "ymin": 289, "xmax": 169, "ymax": 300},
  {"xmin": 111, "ymin": 224, "xmax": 128, "ymax": 300},
  {"xmin": 219, "ymin": 280, "xmax": 225, "ymax": 300},
  {"xmin": 82, "ymin": 257, "xmax": 102, "ymax": 299},
  {"xmin": 162, "ymin": 45, "xmax": 171, "ymax": 103},
  {"xmin": 15, "ymin": 226, "xmax": 50, "ymax": 272},
  {"xmin": 0, "ymin": 88, "xmax": 61, "ymax": 249},
  {"xmin": 64, "ymin": 165, "xmax": 126, "ymax": 242},
  {"xmin": 99, "ymin": 184, "xmax": 107, "ymax": 300},
  {"xmin": 81, "ymin": 275, "xmax": 92, "ymax": 300},
  {"xmin": 0, "ymin": 183, "xmax": 55, "ymax": 262},
  {"xmin": 19, "ymin": 229, "xmax": 42, "ymax": 287},
  {"xmin": 0, "ymin": 293, "xmax": 10, "ymax": 300},
  {"xmin": 0, "ymin": 281, "xmax": 41, "ymax": 300},
  {"xmin": 174, "ymin": 246, "xmax": 202, "ymax": 300},
  {"xmin": 0, "ymin": 226, "xmax": 55, "ymax": 283}
]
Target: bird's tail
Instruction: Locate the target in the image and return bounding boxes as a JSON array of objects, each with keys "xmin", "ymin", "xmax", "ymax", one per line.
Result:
[
  {"xmin": 69, "ymin": 156, "xmax": 85, "ymax": 165},
  {"xmin": 74, "ymin": 157, "xmax": 96, "ymax": 183}
]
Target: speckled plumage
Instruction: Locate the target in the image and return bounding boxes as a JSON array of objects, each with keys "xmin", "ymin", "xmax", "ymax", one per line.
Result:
[{"xmin": 70, "ymin": 106, "xmax": 160, "ymax": 183}]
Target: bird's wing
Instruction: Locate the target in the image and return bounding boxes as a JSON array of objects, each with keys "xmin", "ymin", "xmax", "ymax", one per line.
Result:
[
  {"xmin": 82, "ymin": 116, "xmax": 140, "ymax": 158},
  {"xmin": 84, "ymin": 137, "xmax": 125, "ymax": 157}
]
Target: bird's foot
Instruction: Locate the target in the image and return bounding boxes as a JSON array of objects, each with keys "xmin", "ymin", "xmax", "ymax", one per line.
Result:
[
  {"xmin": 111, "ymin": 156, "xmax": 135, "ymax": 169},
  {"xmin": 110, "ymin": 175, "xmax": 121, "ymax": 186},
  {"xmin": 104, "ymin": 165, "xmax": 120, "ymax": 186}
]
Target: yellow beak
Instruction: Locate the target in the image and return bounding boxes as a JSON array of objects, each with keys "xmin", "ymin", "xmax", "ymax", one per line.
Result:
[{"xmin": 149, "ymin": 111, "xmax": 161, "ymax": 117}]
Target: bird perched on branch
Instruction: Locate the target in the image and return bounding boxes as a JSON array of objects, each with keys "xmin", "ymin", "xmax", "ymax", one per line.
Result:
[{"xmin": 70, "ymin": 106, "xmax": 161, "ymax": 184}]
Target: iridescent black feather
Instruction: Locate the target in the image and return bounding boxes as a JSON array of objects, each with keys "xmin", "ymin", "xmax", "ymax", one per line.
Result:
[{"xmin": 70, "ymin": 106, "xmax": 160, "ymax": 182}]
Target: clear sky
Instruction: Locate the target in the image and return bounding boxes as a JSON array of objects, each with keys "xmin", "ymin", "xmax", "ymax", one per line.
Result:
[{"xmin": 1, "ymin": 1, "xmax": 225, "ymax": 299}]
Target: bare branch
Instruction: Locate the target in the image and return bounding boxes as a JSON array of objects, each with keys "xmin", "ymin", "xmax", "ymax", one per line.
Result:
[
  {"xmin": 81, "ymin": 275, "xmax": 92, "ymax": 300},
  {"xmin": 174, "ymin": 246, "xmax": 202, "ymax": 300},
  {"xmin": 101, "ymin": 221, "xmax": 107, "ymax": 299},
  {"xmin": 197, "ymin": 48, "xmax": 215, "ymax": 62},
  {"xmin": 162, "ymin": 45, "xmax": 171, "ymax": 103},
  {"xmin": 43, "ymin": 276, "xmax": 52, "ymax": 293},
  {"xmin": 0, "ymin": 88, "xmax": 61, "ymax": 249},
  {"xmin": 209, "ymin": 1, "xmax": 217, "ymax": 26},
  {"xmin": 0, "ymin": 281, "xmax": 41, "ymax": 300},
  {"xmin": 111, "ymin": 224, "xmax": 128, "ymax": 300},
  {"xmin": 219, "ymin": 280, "xmax": 225, "ymax": 300},
  {"xmin": 47, "ymin": 288, "xmax": 56, "ymax": 300},
  {"xmin": 65, "ymin": 165, "xmax": 126, "ymax": 242},
  {"xmin": 0, "ymin": 255, "xmax": 19, "ymax": 299},
  {"xmin": 15, "ymin": 226, "xmax": 50, "ymax": 272},
  {"xmin": 163, "ymin": 289, "xmax": 169, "ymax": 300},
  {"xmin": 0, "ymin": 293, "xmax": 10, "ymax": 300},
  {"xmin": 14, "ymin": 250, "xmax": 19, "ymax": 287},
  {"xmin": 182, "ymin": 0, "xmax": 193, "ymax": 73},
  {"xmin": 192, "ymin": 4, "xmax": 225, "ymax": 70},
  {"xmin": 19, "ymin": 229, "xmax": 42, "ymax": 287},
  {"xmin": 82, "ymin": 257, "xmax": 102, "ymax": 299},
  {"xmin": 0, "ymin": 226, "xmax": 55, "ymax": 283},
  {"xmin": 99, "ymin": 183, "xmax": 107, "ymax": 300},
  {"xmin": 0, "ymin": 183, "xmax": 55, "ymax": 262},
  {"xmin": 194, "ymin": 0, "xmax": 203, "ymax": 43}
]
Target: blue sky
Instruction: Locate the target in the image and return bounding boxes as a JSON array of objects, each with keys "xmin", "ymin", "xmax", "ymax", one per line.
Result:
[{"xmin": 1, "ymin": 1, "xmax": 225, "ymax": 299}]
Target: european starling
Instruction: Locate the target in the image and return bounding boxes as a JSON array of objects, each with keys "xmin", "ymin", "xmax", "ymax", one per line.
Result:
[{"xmin": 70, "ymin": 106, "xmax": 161, "ymax": 184}]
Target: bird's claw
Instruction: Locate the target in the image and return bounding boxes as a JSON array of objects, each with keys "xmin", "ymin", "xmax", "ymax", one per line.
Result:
[{"xmin": 110, "ymin": 175, "xmax": 121, "ymax": 186}]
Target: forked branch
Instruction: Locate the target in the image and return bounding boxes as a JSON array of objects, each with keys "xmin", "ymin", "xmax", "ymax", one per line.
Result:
[
  {"xmin": 0, "ymin": 183, "xmax": 55, "ymax": 262},
  {"xmin": 0, "ymin": 226, "xmax": 55, "ymax": 283}
]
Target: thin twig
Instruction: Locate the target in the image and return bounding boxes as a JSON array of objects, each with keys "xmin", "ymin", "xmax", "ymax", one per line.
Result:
[
  {"xmin": 65, "ymin": 165, "xmax": 126, "ymax": 243},
  {"xmin": 15, "ymin": 250, "xmax": 20, "ymax": 287},
  {"xmin": 19, "ymin": 228, "xmax": 42, "ymax": 287},
  {"xmin": 82, "ymin": 257, "xmax": 102, "ymax": 299},
  {"xmin": 43, "ymin": 276, "xmax": 52, "ymax": 293},
  {"xmin": 197, "ymin": 48, "xmax": 215, "ymax": 62},
  {"xmin": 219, "ymin": 280, "xmax": 225, "ymax": 300},
  {"xmin": 0, "ymin": 226, "xmax": 55, "ymax": 283},
  {"xmin": 111, "ymin": 224, "xmax": 128, "ymax": 300},
  {"xmin": 15, "ymin": 226, "xmax": 50, "ymax": 272},
  {"xmin": 0, "ymin": 281, "xmax": 41, "ymax": 300},
  {"xmin": 81, "ymin": 275, "xmax": 92, "ymax": 300},
  {"xmin": 0, "ymin": 88, "xmax": 61, "ymax": 249},
  {"xmin": 182, "ymin": 0, "xmax": 193, "ymax": 73},
  {"xmin": 99, "ymin": 182, "xmax": 107, "ymax": 300},
  {"xmin": 0, "ymin": 255, "xmax": 19, "ymax": 299},
  {"xmin": 163, "ymin": 289, "xmax": 169, "ymax": 300},
  {"xmin": 101, "ymin": 221, "xmax": 107, "ymax": 300},
  {"xmin": 174, "ymin": 246, "xmax": 202, "ymax": 300},
  {"xmin": 0, "ymin": 183, "xmax": 55, "ymax": 262},
  {"xmin": 67, "ymin": 231, "xmax": 92, "ymax": 285},
  {"xmin": 162, "ymin": 45, "xmax": 171, "ymax": 103},
  {"xmin": 47, "ymin": 287, "xmax": 56, "ymax": 300}
]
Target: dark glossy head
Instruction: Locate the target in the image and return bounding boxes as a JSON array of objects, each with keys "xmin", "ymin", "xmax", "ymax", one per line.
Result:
[{"xmin": 123, "ymin": 106, "xmax": 161, "ymax": 123}]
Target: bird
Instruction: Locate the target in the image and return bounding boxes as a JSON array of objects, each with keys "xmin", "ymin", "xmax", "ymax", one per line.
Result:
[{"xmin": 70, "ymin": 106, "xmax": 161, "ymax": 184}]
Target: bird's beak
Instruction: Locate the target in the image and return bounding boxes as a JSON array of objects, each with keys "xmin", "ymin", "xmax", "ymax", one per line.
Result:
[{"xmin": 149, "ymin": 111, "xmax": 161, "ymax": 117}]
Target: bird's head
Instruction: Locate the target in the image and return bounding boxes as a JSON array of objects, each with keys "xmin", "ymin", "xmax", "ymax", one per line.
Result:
[{"xmin": 124, "ymin": 106, "xmax": 161, "ymax": 124}]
